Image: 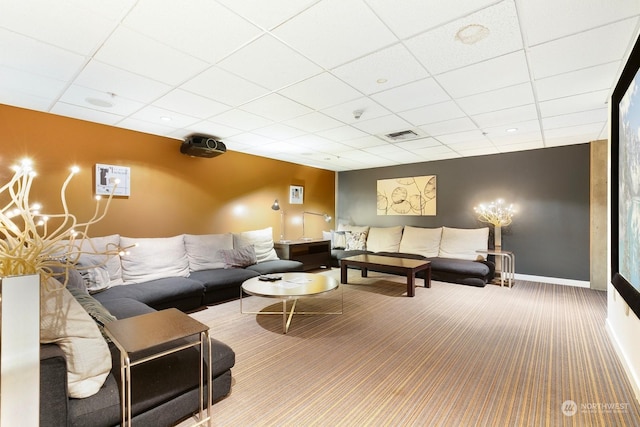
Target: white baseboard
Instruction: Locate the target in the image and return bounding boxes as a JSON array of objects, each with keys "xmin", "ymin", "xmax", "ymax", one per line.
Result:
[
  {"xmin": 514, "ymin": 273, "xmax": 590, "ymax": 288},
  {"xmin": 606, "ymin": 320, "xmax": 640, "ymax": 405}
]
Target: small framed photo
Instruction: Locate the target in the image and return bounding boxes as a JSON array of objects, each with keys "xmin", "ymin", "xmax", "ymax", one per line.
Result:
[
  {"xmin": 95, "ymin": 164, "xmax": 131, "ymax": 197},
  {"xmin": 289, "ymin": 185, "xmax": 304, "ymax": 204}
]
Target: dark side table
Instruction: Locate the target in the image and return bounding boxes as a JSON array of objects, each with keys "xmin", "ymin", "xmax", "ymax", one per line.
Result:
[{"xmin": 103, "ymin": 308, "xmax": 212, "ymax": 427}]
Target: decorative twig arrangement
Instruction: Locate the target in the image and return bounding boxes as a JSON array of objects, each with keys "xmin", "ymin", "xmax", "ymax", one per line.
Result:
[{"xmin": 0, "ymin": 159, "xmax": 121, "ymax": 289}]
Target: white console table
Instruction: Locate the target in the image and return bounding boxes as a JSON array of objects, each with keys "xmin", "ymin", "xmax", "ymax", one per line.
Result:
[{"xmin": 476, "ymin": 249, "xmax": 515, "ymax": 288}]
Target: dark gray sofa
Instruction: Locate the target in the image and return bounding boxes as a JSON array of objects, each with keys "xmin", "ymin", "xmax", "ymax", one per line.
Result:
[{"xmin": 40, "ymin": 231, "xmax": 303, "ymax": 427}]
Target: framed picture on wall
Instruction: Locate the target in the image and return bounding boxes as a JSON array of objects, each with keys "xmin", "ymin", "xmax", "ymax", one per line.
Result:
[
  {"xmin": 95, "ymin": 164, "xmax": 131, "ymax": 197},
  {"xmin": 289, "ymin": 185, "xmax": 304, "ymax": 204}
]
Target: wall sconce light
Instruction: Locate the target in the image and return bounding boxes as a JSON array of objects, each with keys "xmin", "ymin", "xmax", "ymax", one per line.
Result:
[
  {"xmin": 302, "ymin": 211, "xmax": 332, "ymax": 241},
  {"xmin": 271, "ymin": 199, "xmax": 289, "ymax": 243}
]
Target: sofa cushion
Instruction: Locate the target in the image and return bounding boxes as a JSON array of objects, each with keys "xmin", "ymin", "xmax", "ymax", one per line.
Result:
[
  {"xmin": 40, "ymin": 284, "xmax": 111, "ymax": 399},
  {"xmin": 93, "ymin": 277, "xmax": 205, "ymax": 312},
  {"xmin": 234, "ymin": 227, "xmax": 279, "ymax": 263},
  {"xmin": 96, "ymin": 297, "xmax": 156, "ymax": 320},
  {"xmin": 189, "ymin": 268, "xmax": 260, "ymax": 291},
  {"xmin": 337, "ymin": 224, "xmax": 370, "ymax": 235},
  {"xmin": 120, "ymin": 235, "xmax": 190, "ymax": 284},
  {"xmin": 366, "ymin": 226, "xmax": 403, "ymax": 253},
  {"xmin": 399, "ymin": 226, "xmax": 442, "ymax": 258},
  {"xmin": 184, "ymin": 233, "xmax": 233, "ymax": 271},
  {"xmin": 246, "ymin": 259, "xmax": 304, "ymax": 274},
  {"xmin": 438, "ymin": 227, "xmax": 489, "ymax": 261}
]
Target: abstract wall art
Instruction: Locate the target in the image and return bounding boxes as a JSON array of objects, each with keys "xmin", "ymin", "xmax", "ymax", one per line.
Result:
[{"xmin": 377, "ymin": 175, "xmax": 436, "ymax": 216}]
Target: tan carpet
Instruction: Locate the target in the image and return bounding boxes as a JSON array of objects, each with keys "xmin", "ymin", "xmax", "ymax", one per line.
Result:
[{"xmin": 180, "ymin": 269, "xmax": 640, "ymax": 426}]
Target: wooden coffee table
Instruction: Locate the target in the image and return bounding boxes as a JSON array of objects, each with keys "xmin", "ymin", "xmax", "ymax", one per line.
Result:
[{"xmin": 340, "ymin": 254, "xmax": 431, "ymax": 297}]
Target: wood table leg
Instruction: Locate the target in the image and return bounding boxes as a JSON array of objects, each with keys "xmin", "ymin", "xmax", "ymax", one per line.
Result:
[
  {"xmin": 425, "ymin": 266, "xmax": 431, "ymax": 288},
  {"xmin": 407, "ymin": 272, "xmax": 415, "ymax": 297},
  {"xmin": 340, "ymin": 263, "xmax": 348, "ymax": 284}
]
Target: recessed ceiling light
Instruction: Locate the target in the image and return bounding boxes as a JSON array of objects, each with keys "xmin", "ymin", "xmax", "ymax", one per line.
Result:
[
  {"xmin": 506, "ymin": 128, "xmax": 518, "ymax": 133},
  {"xmin": 160, "ymin": 116, "xmax": 172, "ymax": 122},
  {"xmin": 85, "ymin": 97, "xmax": 114, "ymax": 108},
  {"xmin": 455, "ymin": 24, "xmax": 490, "ymax": 45},
  {"xmin": 376, "ymin": 78, "xmax": 388, "ymax": 84}
]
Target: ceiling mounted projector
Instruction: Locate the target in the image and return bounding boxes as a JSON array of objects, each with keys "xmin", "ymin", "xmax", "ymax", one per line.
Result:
[{"xmin": 180, "ymin": 134, "xmax": 226, "ymax": 158}]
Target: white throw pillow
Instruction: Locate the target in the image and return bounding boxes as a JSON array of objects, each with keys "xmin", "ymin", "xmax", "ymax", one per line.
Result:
[
  {"xmin": 366, "ymin": 226, "xmax": 403, "ymax": 253},
  {"xmin": 184, "ymin": 233, "xmax": 233, "ymax": 271},
  {"xmin": 40, "ymin": 282, "xmax": 111, "ymax": 398},
  {"xmin": 438, "ymin": 227, "xmax": 489, "ymax": 261},
  {"xmin": 337, "ymin": 224, "xmax": 370, "ymax": 235},
  {"xmin": 53, "ymin": 234, "xmax": 124, "ymax": 292},
  {"xmin": 234, "ymin": 227, "xmax": 279, "ymax": 263},
  {"xmin": 399, "ymin": 226, "xmax": 443, "ymax": 258},
  {"xmin": 120, "ymin": 235, "xmax": 190, "ymax": 284}
]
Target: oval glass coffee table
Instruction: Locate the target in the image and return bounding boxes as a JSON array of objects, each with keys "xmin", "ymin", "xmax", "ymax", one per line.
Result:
[{"xmin": 241, "ymin": 272, "xmax": 342, "ymax": 334}]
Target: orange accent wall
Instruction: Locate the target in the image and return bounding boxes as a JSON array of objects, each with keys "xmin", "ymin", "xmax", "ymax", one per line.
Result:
[{"xmin": 0, "ymin": 104, "xmax": 335, "ymax": 239}]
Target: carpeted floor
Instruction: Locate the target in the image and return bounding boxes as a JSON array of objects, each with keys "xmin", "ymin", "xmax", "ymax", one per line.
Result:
[{"xmin": 180, "ymin": 269, "xmax": 640, "ymax": 426}]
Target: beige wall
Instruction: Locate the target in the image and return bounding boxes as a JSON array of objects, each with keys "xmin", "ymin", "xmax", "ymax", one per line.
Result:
[
  {"xmin": 591, "ymin": 139, "xmax": 608, "ymax": 290},
  {"xmin": 0, "ymin": 104, "xmax": 335, "ymax": 239}
]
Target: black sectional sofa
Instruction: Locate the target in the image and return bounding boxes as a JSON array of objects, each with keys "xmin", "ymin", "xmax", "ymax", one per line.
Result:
[
  {"xmin": 328, "ymin": 225, "xmax": 496, "ymax": 287},
  {"xmin": 40, "ymin": 230, "xmax": 302, "ymax": 427}
]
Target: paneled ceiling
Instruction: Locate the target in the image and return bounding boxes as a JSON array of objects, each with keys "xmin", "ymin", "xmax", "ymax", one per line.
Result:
[{"xmin": 1, "ymin": 0, "xmax": 639, "ymax": 171}]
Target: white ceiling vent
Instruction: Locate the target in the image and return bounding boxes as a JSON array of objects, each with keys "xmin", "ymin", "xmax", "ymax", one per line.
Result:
[{"xmin": 379, "ymin": 128, "xmax": 427, "ymax": 143}]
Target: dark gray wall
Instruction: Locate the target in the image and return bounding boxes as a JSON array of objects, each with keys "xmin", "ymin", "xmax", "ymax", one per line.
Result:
[{"xmin": 337, "ymin": 144, "xmax": 590, "ymax": 281}]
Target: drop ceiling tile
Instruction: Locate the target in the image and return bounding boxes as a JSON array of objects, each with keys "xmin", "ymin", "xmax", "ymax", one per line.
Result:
[
  {"xmin": 94, "ymin": 27, "xmax": 209, "ymax": 86},
  {"xmin": 253, "ymin": 123, "xmax": 306, "ymax": 140},
  {"xmin": 535, "ymin": 62, "xmax": 621, "ymax": 101},
  {"xmin": 50, "ymin": 102, "xmax": 124, "ymax": 126},
  {"xmin": 472, "ymin": 104, "xmax": 539, "ymax": 128},
  {"xmin": 209, "ymin": 109, "xmax": 272, "ymax": 131},
  {"xmin": 181, "ymin": 66, "xmax": 269, "ymax": 107},
  {"xmin": 436, "ymin": 51, "xmax": 530, "ymax": 98},
  {"xmin": 218, "ymin": 35, "xmax": 322, "ymax": 91},
  {"xmin": 280, "ymin": 72, "xmax": 362, "ymax": 110},
  {"xmin": 436, "ymin": 129, "xmax": 488, "ymax": 145},
  {"xmin": 489, "ymin": 129, "xmax": 543, "ymax": 146},
  {"xmin": 456, "ymin": 82, "xmax": 534, "ymax": 116},
  {"xmin": 351, "ymin": 114, "xmax": 413, "ymax": 135},
  {"xmin": 482, "ymin": 118, "xmax": 541, "ymax": 138},
  {"xmin": 341, "ymin": 135, "xmax": 388, "ymax": 149},
  {"xmin": 186, "ymin": 120, "xmax": 243, "ymax": 139},
  {"xmin": 152, "ymin": 89, "xmax": 230, "ymax": 119},
  {"xmin": 241, "ymin": 94, "xmax": 312, "ymax": 122},
  {"xmin": 519, "ymin": 0, "xmax": 640, "ymax": 46},
  {"xmin": 371, "ymin": 78, "xmax": 450, "ymax": 112},
  {"xmin": 406, "ymin": 1, "xmax": 523, "ymax": 75},
  {"xmin": 73, "ymin": 61, "xmax": 171, "ymax": 103},
  {"xmin": 0, "ymin": 66, "xmax": 67, "ymax": 100},
  {"xmin": 363, "ymin": 143, "xmax": 404, "ymax": 155},
  {"xmin": 0, "ymin": 28, "xmax": 86, "ymax": 81},
  {"xmin": 544, "ymin": 122, "xmax": 605, "ymax": 142},
  {"xmin": 273, "ymin": 0, "xmax": 397, "ymax": 69},
  {"xmin": 419, "ymin": 117, "xmax": 478, "ymax": 137},
  {"xmin": 224, "ymin": 132, "xmax": 276, "ymax": 147},
  {"xmin": 395, "ymin": 137, "xmax": 442, "ymax": 151},
  {"xmin": 332, "ymin": 44, "xmax": 429, "ymax": 95},
  {"xmin": 542, "ymin": 108, "xmax": 608, "ymax": 130},
  {"xmin": 130, "ymin": 105, "xmax": 200, "ymax": 129},
  {"xmin": 283, "ymin": 112, "xmax": 344, "ymax": 133},
  {"xmin": 0, "ymin": 1, "xmax": 122, "ymax": 55},
  {"xmin": 538, "ymin": 90, "xmax": 609, "ymax": 118},
  {"xmin": 321, "ymin": 98, "xmax": 391, "ymax": 124},
  {"xmin": 217, "ymin": 0, "xmax": 318, "ymax": 30},
  {"xmin": 413, "ymin": 144, "xmax": 459, "ymax": 160},
  {"xmin": 399, "ymin": 101, "xmax": 467, "ymax": 126},
  {"xmin": 454, "ymin": 145, "xmax": 499, "ymax": 157},
  {"xmin": 366, "ymin": 0, "xmax": 497, "ymax": 39},
  {"xmin": 123, "ymin": 0, "xmax": 261, "ymax": 63},
  {"xmin": 59, "ymin": 85, "xmax": 144, "ymax": 116},
  {"xmin": 498, "ymin": 141, "xmax": 544, "ymax": 152},
  {"xmin": 316, "ymin": 125, "xmax": 368, "ymax": 141},
  {"xmin": 117, "ymin": 117, "xmax": 176, "ymax": 136},
  {"xmin": 0, "ymin": 86, "xmax": 53, "ymax": 112},
  {"xmin": 528, "ymin": 18, "xmax": 639, "ymax": 79}
]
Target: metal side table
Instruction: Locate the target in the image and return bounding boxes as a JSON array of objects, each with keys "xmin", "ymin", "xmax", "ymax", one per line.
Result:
[
  {"xmin": 104, "ymin": 308, "xmax": 212, "ymax": 427},
  {"xmin": 476, "ymin": 249, "xmax": 515, "ymax": 288}
]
